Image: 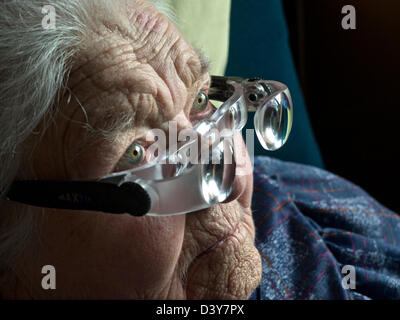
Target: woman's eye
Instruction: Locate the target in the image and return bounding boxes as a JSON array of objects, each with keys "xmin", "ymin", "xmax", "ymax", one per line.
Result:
[
  {"xmin": 122, "ymin": 143, "xmax": 145, "ymax": 165},
  {"xmin": 191, "ymin": 91, "xmax": 209, "ymax": 113}
]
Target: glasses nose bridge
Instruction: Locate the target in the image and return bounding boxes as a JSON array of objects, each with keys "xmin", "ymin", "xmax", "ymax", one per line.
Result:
[
  {"xmin": 175, "ymin": 117, "xmax": 195, "ymax": 138},
  {"xmin": 158, "ymin": 113, "xmax": 196, "ymax": 151}
]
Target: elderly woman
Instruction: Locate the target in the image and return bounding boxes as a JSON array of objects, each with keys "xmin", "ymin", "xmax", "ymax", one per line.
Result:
[
  {"xmin": 0, "ymin": 0, "xmax": 262, "ymax": 299},
  {"xmin": 1, "ymin": 0, "xmax": 400, "ymax": 300}
]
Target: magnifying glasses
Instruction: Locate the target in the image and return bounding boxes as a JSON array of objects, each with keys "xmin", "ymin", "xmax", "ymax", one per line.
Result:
[{"xmin": 7, "ymin": 76, "xmax": 293, "ymax": 216}]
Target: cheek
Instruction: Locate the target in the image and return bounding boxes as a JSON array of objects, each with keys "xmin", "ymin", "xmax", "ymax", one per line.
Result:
[{"xmin": 102, "ymin": 214, "xmax": 186, "ymax": 287}]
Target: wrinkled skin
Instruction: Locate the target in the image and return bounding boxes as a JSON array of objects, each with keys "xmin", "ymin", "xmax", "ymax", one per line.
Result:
[{"xmin": 1, "ymin": 0, "xmax": 261, "ymax": 299}]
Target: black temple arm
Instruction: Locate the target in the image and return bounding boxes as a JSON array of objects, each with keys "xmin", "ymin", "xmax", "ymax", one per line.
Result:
[
  {"xmin": 7, "ymin": 180, "xmax": 151, "ymax": 216},
  {"xmin": 209, "ymin": 75, "xmax": 244, "ymax": 101}
]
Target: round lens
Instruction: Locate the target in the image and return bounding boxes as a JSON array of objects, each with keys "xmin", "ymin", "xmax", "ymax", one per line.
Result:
[
  {"xmin": 201, "ymin": 139, "xmax": 236, "ymax": 204},
  {"xmin": 216, "ymin": 94, "xmax": 248, "ymax": 134},
  {"xmin": 231, "ymin": 97, "xmax": 248, "ymax": 132},
  {"xmin": 254, "ymin": 92, "xmax": 293, "ymax": 151},
  {"xmin": 222, "ymin": 106, "xmax": 236, "ymax": 131}
]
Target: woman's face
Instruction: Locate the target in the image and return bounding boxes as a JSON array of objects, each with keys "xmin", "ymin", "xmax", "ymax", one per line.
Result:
[{"xmin": 4, "ymin": 0, "xmax": 261, "ymax": 299}]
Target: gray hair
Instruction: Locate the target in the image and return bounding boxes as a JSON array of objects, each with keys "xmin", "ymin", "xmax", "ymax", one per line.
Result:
[{"xmin": 0, "ymin": 0, "xmax": 175, "ymax": 283}]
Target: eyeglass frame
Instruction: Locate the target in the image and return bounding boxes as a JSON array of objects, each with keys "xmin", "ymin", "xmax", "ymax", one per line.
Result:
[{"xmin": 6, "ymin": 75, "xmax": 293, "ymax": 217}]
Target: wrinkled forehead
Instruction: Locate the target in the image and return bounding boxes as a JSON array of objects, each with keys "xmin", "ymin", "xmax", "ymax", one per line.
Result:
[
  {"xmin": 71, "ymin": 0, "xmax": 209, "ymax": 89},
  {"xmin": 66, "ymin": 0, "xmax": 210, "ymax": 133}
]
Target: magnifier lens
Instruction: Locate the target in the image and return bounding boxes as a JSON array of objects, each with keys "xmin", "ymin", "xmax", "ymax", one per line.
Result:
[
  {"xmin": 232, "ymin": 97, "xmax": 247, "ymax": 132},
  {"xmin": 201, "ymin": 139, "xmax": 236, "ymax": 204},
  {"xmin": 254, "ymin": 91, "xmax": 293, "ymax": 151},
  {"xmin": 218, "ymin": 97, "xmax": 247, "ymax": 134}
]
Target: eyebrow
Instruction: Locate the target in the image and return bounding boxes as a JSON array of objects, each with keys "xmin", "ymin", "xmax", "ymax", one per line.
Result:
[
  {"xmin": 86, "ymin": 47, "xmax": 212, "ymax": 143},
  {"xmin": 193, "ymin": 46, "xmax": 211, "ymax": 77}
]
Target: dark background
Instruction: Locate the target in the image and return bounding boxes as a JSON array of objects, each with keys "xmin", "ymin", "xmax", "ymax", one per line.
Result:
[{"xmin": 282, "ymin": 0, "xmax": 400, "ymax": 213}]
